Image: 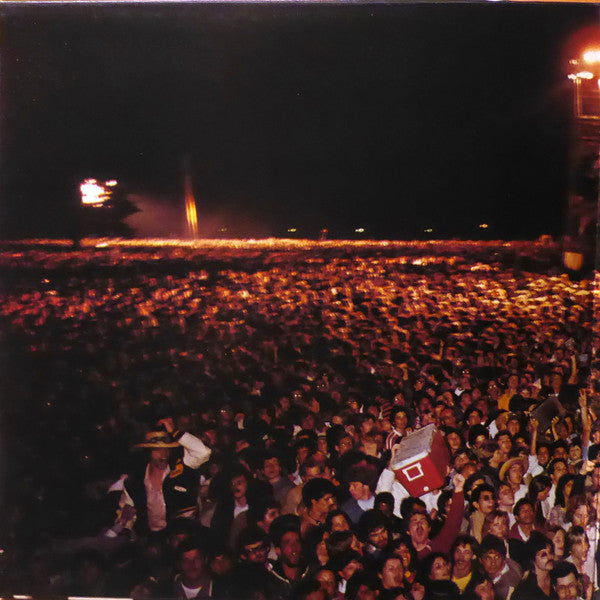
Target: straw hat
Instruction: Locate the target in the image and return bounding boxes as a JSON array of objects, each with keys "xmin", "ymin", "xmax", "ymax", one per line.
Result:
[
  {"xmin": 499, "ymin": 457, "xmax": 524, "ymax": 482},
  {"xmin": 134, "ymin": 430, "xmax": 180, "ymax": 449}
]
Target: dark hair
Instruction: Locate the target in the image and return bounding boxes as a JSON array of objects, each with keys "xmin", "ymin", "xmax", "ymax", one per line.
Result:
[
  {"xmin": 527, "ymin": 474, "xmax": 552, "ymax": 502},
  {"xmin": 269, "ymin": 514, "xmax": 301, "ymax": 548},
  {"xmin": 238, "ymin": 526, "xmax": 270, "ymax": 556},
  {"xmin": 357, "ymin": 509, "xmax": 389, "ymax": 542},
  {"xmin": 345, "ymin": 570, "xmax": 381, "ymax": 600},
  {"xmin": 302, "ymin": 477, "xmax": 337, "ymax": 508},
  {"xmin": 565, "ymin": 525, "xmax": 588, "ymax": 557},
  {"xmin": 555, "ymin": 474, "xmax": 577, "ymax": 508},
  {"xmin": 421, "ymin": 551, "xmax": 451, "ymax": 580},
  {"xmin": 480, "ymin": 534, "xmax": 506, "ymax": 559},
  {"xmin": 374, "ymin": 492, "xmax": 395, "ymax": 511},
  {"xmin": 450, "ymin": 534, "xmax": 480, "ymax": 558},
  {"xmin": 291, "ymin": 579, "xmax": 324, "ymax": 600},
  {"xmin": 344, "ymin": 464, "xmax": 378, "ymax": 492},
  {"xmin": 513, "ymin": 498, "xmax": 534, "ymax": 517},
  {"xmin": 324, "ymin": 510, "xmax": 352, "ymax": 533},
  {"xmin": 550, "ymin": 560, "xmax": 579, "ymax": 587},
  {"xmin": 525, "ymin": 532, "xmax": 553, "ymax": 565},
  {"xmin": 471, "ymin": 483, "xmax": 495, "ymax": 507}
]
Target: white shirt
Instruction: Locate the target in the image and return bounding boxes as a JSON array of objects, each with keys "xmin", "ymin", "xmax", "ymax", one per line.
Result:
[{"xmin": 145, "ymin": 464, "xmax": 169, "ymax": 532}]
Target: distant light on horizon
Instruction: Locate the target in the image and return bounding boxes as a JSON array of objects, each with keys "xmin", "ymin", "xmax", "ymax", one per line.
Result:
[
  {"xmin": 568, "ymin": 71, "xmax": 594, "ymax": 80},
  {"xmin": 355, "ymin": 228, "xmax": 365, "ymax": 233},
  {"xmin": 80, "ymin": 178, "xmax": 111, "ymax": 206}
]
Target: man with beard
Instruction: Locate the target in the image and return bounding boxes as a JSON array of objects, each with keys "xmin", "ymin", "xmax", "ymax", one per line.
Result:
[
  {"xmin": 266, "ymin": 517, "xmax": 309, "ymax": 600},
  {"xmin": 512, "ymin": 532, "xmax": 555, "ymax": 600},
  {"xmin": 450, "ymin": 534, "xmax": 481, "ymax": 594}
]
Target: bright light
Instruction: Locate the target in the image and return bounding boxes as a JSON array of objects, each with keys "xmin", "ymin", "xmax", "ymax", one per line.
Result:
[
  {"xmin": 220, "ymin": 228, "xmax": 227, "ymax": 233},
  {"xmin": 424, "ymin": 228, "xmax": 433, "ymax": 234},
  {"xmin": 355, "ymin": 228, "xmax": 365, "ymax": 233},
  {"xmin": 479, "ymin": 223, "xmax": 489, "ymax": 229},
  {"xmin": 287, "ymin": 228, "xmax": 297, "ymax": 233},
  {"xmin": 105, "ymin": 180, "xmax": 118, "ymax": 187},
  {"xmin": 583, "ymin": 49, "xmax": 600, "ymax": 65},
  {"xmin": 568, "ymin": 71, "xmax": 595, "ymax": 80},
  {"xmin": 80, "ymin": 179, "xmax": 111, "ymax": 206}
]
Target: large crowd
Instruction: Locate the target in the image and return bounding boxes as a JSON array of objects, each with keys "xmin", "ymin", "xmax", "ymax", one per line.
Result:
[{"xmin": 0, "ymin": 240, "xmax": 597, "ymax": 600}]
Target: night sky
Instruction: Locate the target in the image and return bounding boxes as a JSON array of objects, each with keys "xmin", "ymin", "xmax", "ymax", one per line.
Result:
[{"xmin": 1, "ymin": 2, "xmax": 598, "ymax": 240}]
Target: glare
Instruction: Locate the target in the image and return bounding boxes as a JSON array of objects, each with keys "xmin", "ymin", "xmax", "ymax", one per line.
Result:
[
  {"xmin": 287, "ymin": 228, "xmax": 297, "ymax": 233},
  {"xmin": 583, "ymin": 49, "xmax": 600, "ymax": 65},
  {"xmin": 80, "ymin": 179, "xmax": 110, "ymax": 206},
  {"xmin": 105, "ymin": 180, "xmax": 118, "ymax": 187},
  {"xmin": 479, "ymin": 223, "xmax": 489, "ymax": 229},
  {"xmin": 355, "ymin": 228, "xmax": 365, "ymax": 233}
]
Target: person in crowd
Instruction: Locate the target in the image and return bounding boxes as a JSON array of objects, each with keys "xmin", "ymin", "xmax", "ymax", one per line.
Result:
[{"xmin": 114, "ymin": 418, "xmax": 211, "ymax": 538}]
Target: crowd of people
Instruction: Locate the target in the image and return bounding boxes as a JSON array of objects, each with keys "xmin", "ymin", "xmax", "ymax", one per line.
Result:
[{"xmin": 0, "ymin": 240, "xmax": 597, "ymax": 600}]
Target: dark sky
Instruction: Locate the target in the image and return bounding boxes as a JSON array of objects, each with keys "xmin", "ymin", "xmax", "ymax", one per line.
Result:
[{"xmin": 0, "ymin": 2, "xmax": 598, "ymax": 239}]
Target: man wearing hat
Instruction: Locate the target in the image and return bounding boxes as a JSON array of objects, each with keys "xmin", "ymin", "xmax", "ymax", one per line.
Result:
[{"xmin": 115, "ymin": 417, "xmax": 211, "ymax": 537}]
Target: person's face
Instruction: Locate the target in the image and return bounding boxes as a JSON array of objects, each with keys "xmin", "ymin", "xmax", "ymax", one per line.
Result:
[
  {"xmin": 441, "ymin": 410, "xmax": 457, "ymax": 429},
  {"xmin": 429, "ymin": 556, "xmax": 451, "ymax": 581},
  {"xmin": 453, "ymin": 544, "xmax": 474, "ymax": 573},
  {"xmin": 330, "ymin": 513, "xmax": 350, "ymax": 532},
  {"xmin": 554, "ymin": 446, "xmax": 568, "ymax": 460},
  {"xmin": 552, "ymin": 462, "xmax": 568, "ymax": 484},
  {"xmin": 279, "ymin": 531, "xmax": 301, "ymax": 567},
  {"xmin": 571, "ymin": 537, "xmax": 589, "ymax": 561},
  {"xmin": 394, "ymin": 412, "xmax": 408, "ymax": 430},
  {"xmin": 537, "ymin": 446, "xmax": 550, "ymax": 467},
  {"xmin": 314, "ymin": 493, "xmax": 337, "ymax": 516},
  {"xmin": 243, "ymin": 541, "xmax": 269, "ymax": 565},
  {"xmin": 533, "ymin": 546, "xmax": 554, "ymax": 573},
  {"xmin": 368, "ymin": 526, "xmax": 389, "ymax": 550},
  {"xmin": 316, "ymin": 570, "xmax": 337, "ymax": 597},
  {"xmin": 408, "ymin": 513, "xmax": 431, "ymax": 546},
  {"xmin": 516, "ymin": 503, "xmax": 534, "ymax": 526},
  {"xmin": 481, "ymin": 550, "xmax": 505, "ymax": 578},
  {"xmin": 149, "ymin": 447, "xmax": 170, "ymax": 470},
  {"xmin": 180, "ymin": 549, "xmax": 206, "ymax": 585},
  {"xmin": 394, "ymin": 543, "xmax": 411, "ymax": 568},
  {"xmin": 469, "ymin": 413, "xmax": 483, "ymax": 427},
  {"xmin": 349, "ymin": 481, "xmax": 370, "ymax": 502},
  {"xmin": 260, "ymin": 507, "xmax": 281, "ymax": 531},
  {"xmin": 488, "ymin": 516, "xmax": 508, "ymax": 539},
  {"xmin": 507, "ymin": 462, "xmax": 524, "ymax": 485},
  {"xmin": 381, "ymin": 558, "xmax": 405, "ymax": 589},
  {"xmin": 497, "ymin": 435, "xmax": 512, "ymax": 455},
  {"xmin": 572, "ymin": 505, "xmax": 589, "ymax": 528},
  {"xmin": 474, "ymin": 491, "xmax": 496, "ymax": 516},
  {"xmin": 554, "ymin": 572, "xmax": 579, "ymax": 600},
  {"xmin": 446, "ymin": 432, "xmax": 462, "ymax": 452},
  {"xmin": 564, "ymin": 480, "xmax": 574, "ymax": 500},
  {"xmin": 569, "ymin": 446, "xmax": 582, "ymax": 464},
  {"xmin": 551, "ymin": 529, "xmax": 566, "ymax": 558},
  {"xmin": 498, "ymin": 485, "xmax": 515, "ymax": 506},
  {"xmin": 263, "ymin": 457, "xmax": 281, "ymax": 481},
  {"xmin": 336, "ymin": 436, "xmax": 353, "ymax": 456},
  {"xmin": 231, "ymin": 475, "xmax": 248, "ymax": 500},
  {"xmin": 507, "ymin": 419, "xmax": 520, "ymax": 436}
]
